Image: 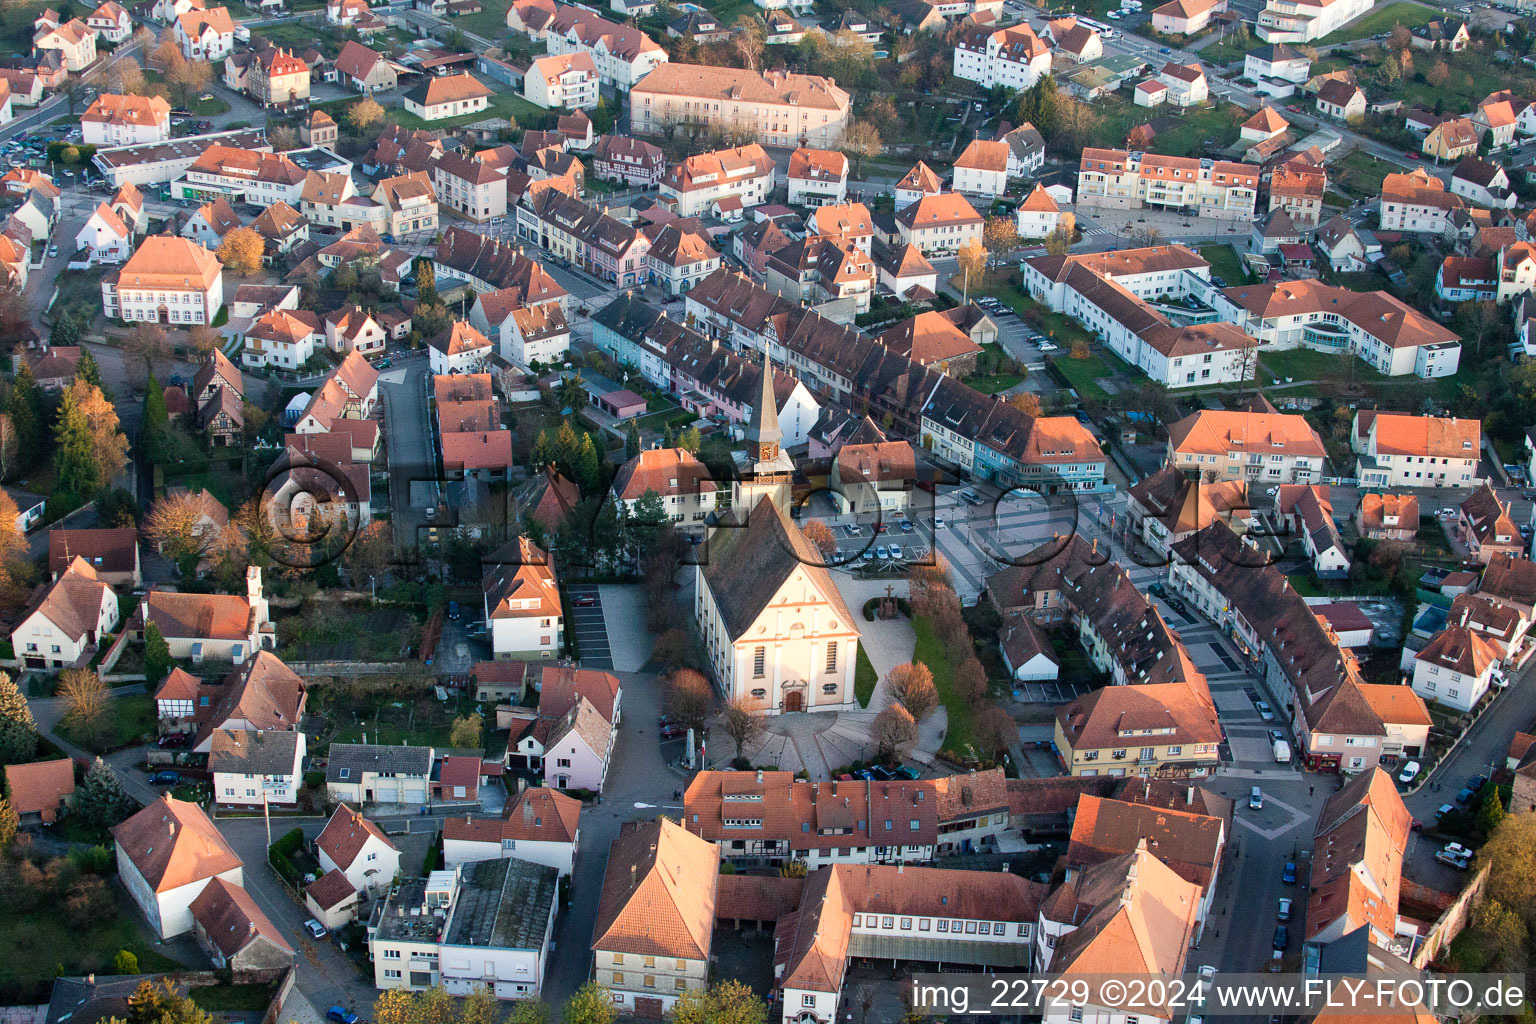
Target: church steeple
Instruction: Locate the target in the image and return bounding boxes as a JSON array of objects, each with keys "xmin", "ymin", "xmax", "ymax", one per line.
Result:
[{"xmin": 745, "ymin": 346, "xmax": 782, "ymax": 464}]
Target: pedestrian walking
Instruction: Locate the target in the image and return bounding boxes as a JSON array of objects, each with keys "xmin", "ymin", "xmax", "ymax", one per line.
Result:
[{"xmin": 1308, "ymin": 785, "xmax": 1314, "ymax": 796}]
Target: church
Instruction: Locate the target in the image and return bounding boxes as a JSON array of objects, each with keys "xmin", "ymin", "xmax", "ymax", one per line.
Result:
[{"xmin": 694, "ymin": 349, "xmax": 863, "ymax": 714}]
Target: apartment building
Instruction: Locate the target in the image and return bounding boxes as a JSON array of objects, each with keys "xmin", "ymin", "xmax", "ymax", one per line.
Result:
[
  {"xmin": 952, "ymin": 23, "xmax": 1052, "ymax": 90},
  {"xmin": 174, "ymin": 6, "xmax": 233, "ymax": 59},
  {"xmin": 1021, "ymin": 246, "xmax": 1258, "ymax": 389},
  {"xmin": 432, "ymin": 151, "xmax": 505, "ymax": 223},
  {"xmin": 101, "ymin": 235, "xmax": 223, "ymax": 325},
  {"xmin": 658, "ymin": 144, "xmax": 775, "ymax": 219},
  {"xmin": 373, "ymin": 171, "xmax": 437, "ymax": 236},
  {"xmin": 1166, "ymin": 407, "xmax": 1326, "ymax": 483},
  {"xmin": 894, "ymin": 192, "xmax": 983, "ymax": 255},
  {"xmin": 1380, "ymin": 168, "xmax": 1466, "ymax": 233},
  {"xmin": 1351, "ymin": 410, "xmax": 1481, "ymax": 489},
  {"xmin": 1257, "ymin": 0, "xmax": 1371, "ymax": 41},
  {"xmin": 786, "ymin": 146, "xmax": 849, "ymax": 206},
  {"xmin": 181, "ymin": 145, "xmax": 309, "ymax": 207},
  {"xmin": 630, "ymin": 65, "xmax": 851, "ymax": 147},
  {"xmin": 1076, "ymin": 147, "xmax": 1258, "ymax": 220},
  {"xmin": 35, "ymin": 18, "xmax": 96, "ymax": 69},
  {"xmin": 246, "ymin": 47, "xmax": 311, "ymax": 107},
  {"xmin": 82, "ymin": 94, "xmax": 172, "ymax": 147},
  {"xmin": 1217, "ymin": 279, "xmax": 1462, "ymax": 378},
  {"xmin": 543, "ymin": 5, "xmax": 668, "ymax": 87},
  {"xmin": 524, "ymin": 52, "xmax": 599, "ymax": 110}
]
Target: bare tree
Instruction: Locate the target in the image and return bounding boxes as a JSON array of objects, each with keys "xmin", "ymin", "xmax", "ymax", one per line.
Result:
[
  {"xmin": 956, "ymin": 238, "xmax": 987, "ymax": 303},
  {"xmin": 955, "ymin": 656, "xmax": 987, "ymax": 704},
  {"xmin": 732, "ymin": 15, "xmax": 766, "ymax": 72},
  {"xmin": 799, "ymin": 519, "xmax": 837, "ymax": 560},
  {"xmin": 59, "ymin": 668, "xmax": 110, "ymax": 741},
  {"xmin": 143, "ymin": 491, "xmax": 218, "ymax": 565},
  {"xmin": 720, "ymin": 697, "xmax": 765, "ymax": 764},
  {"xmin": 666, "ymin": 668, "xmax": 714, "ymax": 731},
  {"xmin": 976, "ymin": 705, "xmax": 1019, "ymax": 756},
  {"xmin": 871, "ymin": 704, "xmax": 917, "ymax": 761},
  {"xmin": 982, "ymin": 216, "xmax": 1019, "ymax": 267},
  {"xmin": 885, "ymin": 662, "xmax": 938, "ymax": 721},
  {"xmin": 840, "ymin": 122, "xmax": 883, "ymax": 177},
  {"xmin": 187, "ymin": 324, "xmax": 220, "ymax": 356},
  {"xmin": 122, "ymin": 323, "xmax": 170, "ymax": 387}
]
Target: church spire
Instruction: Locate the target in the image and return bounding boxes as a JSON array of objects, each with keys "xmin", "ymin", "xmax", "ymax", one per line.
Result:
[{"xmin": 745, "ymin": 346, "xmax": 781, "ymax": 461}]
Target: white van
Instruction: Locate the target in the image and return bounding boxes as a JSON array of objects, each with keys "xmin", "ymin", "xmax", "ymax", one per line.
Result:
[{"xmin": 1272, "ymin": 739, "xmax": 1292, "ymax": 763}]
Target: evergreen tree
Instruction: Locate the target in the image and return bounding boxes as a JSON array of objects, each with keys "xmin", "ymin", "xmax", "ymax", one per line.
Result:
[
  {"xmin": 663, "ymin": 423, "xmax": 676, "ymax": 449},
  {"xmin": 52, "ymin": 313, "xmax": 82, "ymax": 348},
  {"xmin": 143, "ymin": 622, "xmax": 171, "ymax": 685},
  {"xmin": 531, "ymin": 428, "xmax": 554, "ymax": 468},
  {"xmin": 624, "ymin": 419, "xmax": 641, "ymax": 459},
  {"xmin": 54, "ymin": 384, "xmax": 102, "ymax": 502},
  {"xmin": 6, "ymin": 361, "xmax": 42, "ymax": 468},
  {"xmin": 415, "ymin": 257, "xmax": 438, "ymax": 305},
  {"xmin": 575, "ymin": 433, "xmax": 600, "ymax": 494},
  {"xmin": 75, "ymin": 757, "xmax": 135, "ymax": 829},
  {"xmin": 141, "ymin": 372, "xmax": 170, "ymax": 462},
  {"xmin": 679, "ymin": 425, "xmax": 701, "ymax": 454},
  {"xmin": 0, "ymin": 672, "xmax": 36, "ymax": 765},
  {"xmin": 554, "ymin": 421, "xmax": 580, "ymax": 478},
  {"xmin": 73, "ymin": 348, "xmax": 103, "ymax": 390},
  {"xmin": 0, "ymin": 796, "xmax": 16, "ymax": 850}
]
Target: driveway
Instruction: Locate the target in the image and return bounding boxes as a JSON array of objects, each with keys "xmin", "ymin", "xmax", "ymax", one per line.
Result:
[
  {"xmin": 378, "ymin": 354, "xmax": 434, "ymax": 547},
  {"xmin": 565, "ymin": 585, "xmax": 612, "ymax": 670},
  {"xmin": 593, "ymin": 583, "xmax": 655, "ymax": 672}
]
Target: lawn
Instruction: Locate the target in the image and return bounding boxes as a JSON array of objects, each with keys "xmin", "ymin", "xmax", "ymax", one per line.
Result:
[
  {"xmin": 1148, "ymin": 104, "xmax": 1244, "ymax": 159},
  {"xmin": 56, "ymin": 694, "xmax": 156, "ymax": 753},
  {"xmin": 854, "ymin": 645, "xmax": 877, "ymax": 709},
  {"xmin": 190, "ymin": 984, "xmax": 278, "ymax": 1012},
  {"xmin": 967, "ymin": 372, "xmax": 1025, "ymax": 395},
  {"xmin": 275, "ymin": 602, "xmax": 424, "ymax": 662},
  {"xmin": 1198, "ymin": 35, "xmax": 1259, "ymax": 66},
  {"xmin": 912, "ymin": 616, "xmax": 975, "ymax": 754},
  {"xmin": 1197, "ymin": 243, "xmax": 1251, "ymax": 286},
  {"xmin": 1050, "ymin": 354, "xmax": 1113, "ymax": 401},
  {"xmin": 388, "ymin": 88, "xmax": 550, "ymax": 132},
  {"xmin": 1390, "ymin": 61, "xmax": 1512, "ymax": 114},
  {"xmin": 1331, "ymin": 149, "xmax": 1396, "ymax": 200},
  {"xmin": 1260, "ymin": 348, "xmax": 1389, "ymax": 385},
  {"xmin": 1314, "ymin": 1, "xmax": 1437, "ymax": 44},
  {"xmin": 0, "ymin": 889, "xmax": 182, "ymax": 1001},
  {"xmin": 982, "ymin": 274, "xmax": 1097, "ymax": 352},
  {"xmin": 442, "ymin": 0, "xmax": 514, "ymax": 38},
  {"xmin": 699, "ymin": 0, "xmax": 753, "ymax": 24}
]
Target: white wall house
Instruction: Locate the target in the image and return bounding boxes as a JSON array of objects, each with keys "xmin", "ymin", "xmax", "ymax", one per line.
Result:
[
  {"xmin": 442, "ymin": 788, "xmax": 580, "ymax": 877},
  {"xmin": 11, "ymin": 557, "xmax": 119, "ymax": 670},
  {"xmin": 1410, "ymin": 623, "xmax": 1502, "ymax": 713},
  {"xmin": 316, "ymin": 804, "xmax": 401, "ymax": 896},
  {"xmin": 210, "ymin": 728, "xmax": 305, "ymax": 808},
  {"xmin": 113, "ymin": 797, "xmax": 245, "ymax": 939}
]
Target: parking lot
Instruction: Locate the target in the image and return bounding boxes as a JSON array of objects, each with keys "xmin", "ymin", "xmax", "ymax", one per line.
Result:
[
  {"xmin": 827, "ymin": 517, "xmax": 934, "ymax": 571},
  {"xmin": 566, "ymin": 585, "xmax": 613, "ymax": 669},
  {"xmin": 1013, "ymin": 678, "xmax": 1097, "ymax": 703},
  {"xmin": 977, "ymin": 296, "xmax": 1057, "ymax": 369}
]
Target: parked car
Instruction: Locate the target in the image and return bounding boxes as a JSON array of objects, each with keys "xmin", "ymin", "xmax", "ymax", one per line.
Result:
[
  {"xmin": 889, "ymin": 544, "xmax": 903, "ymax": 560},
  {"xmin": 659, "ymin": 723, "xmax": 686, "ymax": 740},
  {"xmin": 1282, "ymin": 861, "xmax": 1297, "ymax": 884},
  {"xmin": 1273, "ymin": 925, "xmax": 1289, "ymax": 950},
  {"xmin": 1398, "ymin": 760, "xmax": 1421, "ymax": 784},
  {"xmin": 1443, "ymin": 842, "xmax": 1473, "ymax": 858},
  {"xmin": 447, "ymin": 600, "xmax": 460, "ymax": 620},
  {"xmin": 899, "ymin": 519, "xmax": 914, "ymax": 533},
  {"xmin": 893, "ymin": 765, "xmax": 920, "ymax": 780},
  {"xmin": 934, "ymin": 516, "xmax": 946, "ymax": 530},
  {"xmin": 1436, "ymin": 849, "xmax": 1471, "ymax": 870},
  {"xmin": 1038, "ymin": 341, "xmax": 1058, "ymax": 352},
  {"xmin": 149, "ymin": 770, "xmax": 180, "ymax": 785},
  {"xmin": 1276, "ymin": 898, "xmax": 1292, "ymax": 921},
  {"xmin": 157, "ymin": 733, "xmax": 188, "ymax": 748},
  {"xmin": 1164, "ymin": 595, "xmax": 1187, "ymax": 614},
  {"xmin": 1148, "ymin": 581, "xmax": 1166, "ymax": 596},
  {"xmin": 304, "ymin": 919, "xmax": 328, "ymax": 939},
  {"xmin": 876, "ymin": 545, "xmax": 889, "ymax": 559},
  {"xmin": 573, "ymin": 593, "xmax": 597, "ymax": 607},
  {"xmin": 854, "ymin": 768, "xmax": 877, "ymax": 780},
  {"xmin": 1437, "ymin": 802, "xmax": 1455, "ymax": 817},
  {"xmin": 869, "ymin": 765, "xmax": 897, "ymax": 781},
  {"xmin": 327, "ymin": 1008, "xmax": 360, "ymax": 1024},
  {"xmin": 1255, "ymin": 700, "xmax": 1275, "ymax": 721},
  {"xmin": 843, "ymin": 523, "xmax": 861, "ymax": 538}
]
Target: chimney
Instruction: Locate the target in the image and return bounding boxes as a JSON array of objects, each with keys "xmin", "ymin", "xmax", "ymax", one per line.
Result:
[{"xmin": 1186, "ymin": 785, "xmax": 1194, "ymax": 804}]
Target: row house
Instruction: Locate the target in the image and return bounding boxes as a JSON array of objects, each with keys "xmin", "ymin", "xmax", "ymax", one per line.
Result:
[
  {"xmin": 591, "ymin": 134, "xmax": 665, "ymax": 187},
  {"xmin": 1166, "ymin": 406, "xmax": 1325, "ymax": 484},
  {"xmin": 664, "ymin": 331, "xmax": 820, "ymax": 447},
  {"xmin": 682, "ymin": 768, "xmax": 1010, "ymax": 868},
  {"xmin": 182, "ymin": 145, "xmax": 310, "ymax": 207},
  {"xmin": 432, "ymin": 151, "xmax": 505, "ymax": 224},
  {"xmin": 1076, "ymin": 147, "xmax": 1258, "ymax": 221}
]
